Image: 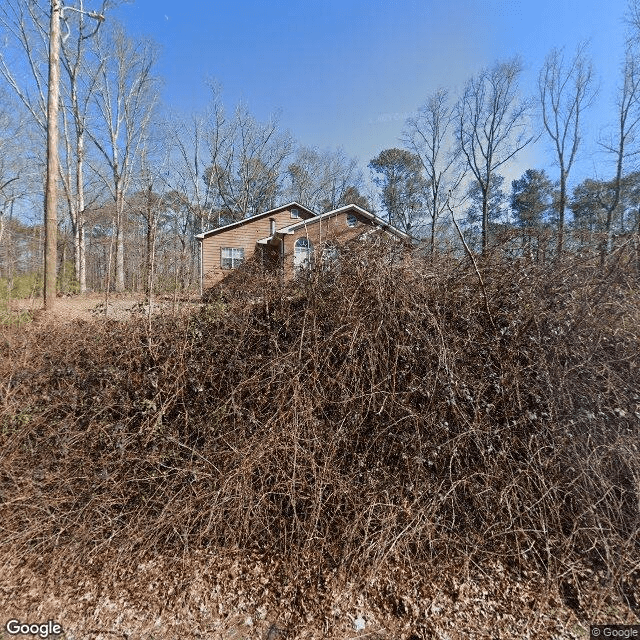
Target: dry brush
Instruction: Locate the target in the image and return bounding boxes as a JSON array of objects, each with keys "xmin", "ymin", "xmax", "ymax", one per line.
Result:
[{"xmin": 1, "ymin": 241, "xmax": 638, "ymax": 614}]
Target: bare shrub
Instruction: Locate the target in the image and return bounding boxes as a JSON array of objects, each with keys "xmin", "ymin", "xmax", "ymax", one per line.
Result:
[{"xmin": 0, "ymin": 240, "xmax": 638, "ymax": 613}]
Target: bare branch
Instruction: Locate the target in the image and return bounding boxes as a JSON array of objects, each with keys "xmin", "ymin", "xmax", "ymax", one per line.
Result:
[
  {"xmin": 539, "ymin": 43, "xmax": 597, "ymax": 254},
  {"xmin": 456, "ymin": 58, "xmax": 534, "ymax": 253}
]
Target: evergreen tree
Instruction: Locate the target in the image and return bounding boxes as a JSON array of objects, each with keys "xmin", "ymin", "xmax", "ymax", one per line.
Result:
[
  {"xmin": 369, "ymin": 148, "xmax": 426, "ymax": 234},
  {"xmin": 464, "ymin": 174, "xmax": 506, "ymax": 249}
]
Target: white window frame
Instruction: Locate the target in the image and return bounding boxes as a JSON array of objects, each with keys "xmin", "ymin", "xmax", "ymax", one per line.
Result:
[
  {"xmin": 290, "ymin": 208, "xmax": 300, "ymax": 218},
  {"xmin": 221, "ymin": 247, "xmax": 245, "ymax": 269},
  {"xmin": 346, "ymin": 213, "xmax": 358, "ymax": 228}
]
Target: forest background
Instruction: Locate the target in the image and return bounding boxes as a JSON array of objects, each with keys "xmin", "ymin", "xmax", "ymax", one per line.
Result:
[{"xmin": 1, "ymin": 0, "xmax": 640, "ymax": 299}]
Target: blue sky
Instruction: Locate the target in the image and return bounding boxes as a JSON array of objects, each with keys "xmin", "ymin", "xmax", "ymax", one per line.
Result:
[{"xmin": 114, "ymin": 0, "xmax": 632, "ymax": 188}]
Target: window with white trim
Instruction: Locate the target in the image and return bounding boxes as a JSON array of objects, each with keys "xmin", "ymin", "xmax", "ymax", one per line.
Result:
[
  {"xmin": 221, "ymin": 247, "xmax": 245, "ymax": 269},
  {"xmin": 290, "ymin": 208, "xmax": 300, "ymax": 218},
  {"xmin": 346, "ymin": 213, "xmax": 358, "ymax": 227}
]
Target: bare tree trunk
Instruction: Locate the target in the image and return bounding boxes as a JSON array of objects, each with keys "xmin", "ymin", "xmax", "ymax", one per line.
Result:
[
  {"xmin": 557, "ymin": 174, "xmax": 566, "ymax": 255},
  {"xmin": 44, "ymin": 0, "xmax": 62, "ymax": 310},
  {"xmin": 79, "ymin": 218, "xmax": 86, "ymax": 290},
  {"xmin": 482, "ymin": 187, "xmax": 489, "ymax": 254},
  {"xmin": 115, "ymin": 186, "xmax": 125, "ymax": 292},
  {"xmin": 76, "ymin": 128, "xmax": 86, "ymax": 292},
  {"xmin": 104, "ymin": 216, "xmax": 114, "ymax": 317},
  {"xmin": 145, "ymin": 189, "xmax": 156, "ymax": 298},
  {"xmin": 61, "ymin": 3, "xmax": 104, "ymax": 294},
  {"xmin": 61, "ymin": 102, "xmax": 85, "ymax": 294},
  {"xmin": 147, "ymin": 222, "xmax": 155, "ymax": 327},
  {"xmin": 636, "ymin": 207, "xmax": 640, "ymax": 278}
]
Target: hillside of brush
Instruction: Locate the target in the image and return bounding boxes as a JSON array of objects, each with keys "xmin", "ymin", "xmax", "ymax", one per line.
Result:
[{"xmin": 1, "ymin": 242, "xmax": 639, "ymax": 638}]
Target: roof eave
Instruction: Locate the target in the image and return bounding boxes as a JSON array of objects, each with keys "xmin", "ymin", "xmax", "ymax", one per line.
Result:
[
  {"xmin": 198, "ymin": 201, "xmax": 316, "ymax": 238},
  {"xmin": 282, "ymin": 203, "xmax": 413, "ymax": 242}
]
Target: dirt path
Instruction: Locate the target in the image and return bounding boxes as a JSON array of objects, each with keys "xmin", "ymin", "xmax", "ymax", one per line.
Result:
[{"xmin": 8, "ymin": 293, "xmax": 202, "ymax": 324}]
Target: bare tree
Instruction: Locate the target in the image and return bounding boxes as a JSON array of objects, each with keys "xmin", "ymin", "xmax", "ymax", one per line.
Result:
[
  {"xmin": 597, "ymin": 43, "xmax": 640, "ymax": 260},
  {"xmin": 0, "ymin": 0, "xmax": 56, "ymax": 306},
  {"xmin": 0, "ymin": 0, "xmax": 105, "ymax": 298},
  {"xmin": 0, "ymin": 88, "xmax": 41, "ymax": 291},
  {"xmin": 204, "ymin": 92, "xmax": 293, "ymax": 222},
  {"xmin": 628, "ymin": 0, "xmax": 640, "ymax": 36},
  {"xmin": 43, "ymin": 0, "xmax": 63, "ymax": 308},
  {"xmin": 0, "ymin": 1, "xmax": 49, "ymax": 132},
  {"xmin": 0, "ymin": 88, "xmax": 27, "ymax": 244},
  {"xmin": 163, "ymin": 111, "xmax": 210, "ymax": 289},
  {"xmin": 456, "ymin": 58, "xmax": 534, "ymax": 254},
  {"xmin": 166, "ymin": 110, "xmax": 209, "ymax": 232},
  {"xmin": 539, "ymin": 43, "xmax": 596, "ymax": 255},
  {"xmin": 128, "ymin": 146, "xmax": 166, "ymax": 298},
  {"xmin": 58, "ymin": 1, "xmax": 106, "ymax": 293},
  {"xmin": 285, "ymin": 146, "xmax": 364, "ymax": 212},
  {"xmin": 88, "ymin": 23, "xmax": 159, "ymax": 292},
  {"xmin": 404, "ymin": 88, "xmax": 464, "ymax": 255},
  {"xmin": 162, "ymin": 90, "xmax": 298, "ymax": 291}
]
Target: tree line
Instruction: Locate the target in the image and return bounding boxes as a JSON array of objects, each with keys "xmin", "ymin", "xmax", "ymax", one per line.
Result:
[
  {"xmin": 372, "ymin": 31, "xmax": 640, "ymax": 262},
  {"xmin": 1, "ymin": 0, "xmax": 640, "ymax": 299}
]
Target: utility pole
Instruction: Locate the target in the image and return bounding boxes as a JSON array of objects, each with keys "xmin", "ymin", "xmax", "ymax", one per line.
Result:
[{"xmin": 44, "ymin": 0, "xmax": 62, "ymax": 310}]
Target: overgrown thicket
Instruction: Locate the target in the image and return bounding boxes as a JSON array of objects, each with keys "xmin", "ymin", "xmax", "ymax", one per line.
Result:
[{"xmin": 1, "ymin": 242, "xmax": 639, "ymax": 607}]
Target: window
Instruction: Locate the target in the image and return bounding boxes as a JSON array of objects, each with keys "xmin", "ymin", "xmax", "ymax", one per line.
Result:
[
  {"xmin": 290, "ymin": 208, "xmax": 300, "ymax": 218},
  {"xmin": 294, "ymin": 237, "xmax": 313, "ymax": 270},
  {"xmin": 221, "ymin": 247, "xmax": 245, "ymax": 269},
  {"xmin": 346, "ymin": 213, "xmax": 358, "ymax": 227}
]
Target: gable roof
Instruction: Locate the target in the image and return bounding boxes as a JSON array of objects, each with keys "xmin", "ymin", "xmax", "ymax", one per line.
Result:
[
  {"xmin": 195, "ymin": 202, "xmax": 315, "ymax": 239},
  {"xmin": 272, "ymin": 204, "xmax": 414, "ymax": 243}
]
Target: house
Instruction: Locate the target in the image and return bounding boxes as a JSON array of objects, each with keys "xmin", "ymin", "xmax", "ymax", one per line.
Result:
[{"xmin": 195, "ymin": 202, "xmax": 412, "ymax": 291}]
